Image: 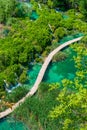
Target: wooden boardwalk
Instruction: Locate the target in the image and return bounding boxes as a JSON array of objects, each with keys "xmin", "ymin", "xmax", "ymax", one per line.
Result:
[{"xmin": 0, "ymin": 37, "xmax": 82, "ymax": 119}]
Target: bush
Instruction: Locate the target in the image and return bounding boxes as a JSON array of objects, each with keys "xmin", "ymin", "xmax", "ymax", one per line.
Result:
[
  {"xmin": 0, "ymin": 0, "xmax": 17, "ymax": 23},
  {"xmin": 5, "ymin": 86, "xmax": 28, "ymax": 103},
  {"xmin": 54, "ymin": 27, "xmax": 67, "ymax": 39},
  {"xmin": 19, "ymin": 70, "xmax": 28, "ymax": 84}
]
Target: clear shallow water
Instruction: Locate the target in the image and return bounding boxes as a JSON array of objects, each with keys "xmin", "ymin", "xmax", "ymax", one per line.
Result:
[
  {"xmin": 27, "ymin": 64, "xmax": 41, "ymax": 88},
  {"xmin": 0, "ymin": 118, "xmax": 28, "ymax": 130},
  {"xmin": 28, "ymin": 48, "xmax": 76, "ymax": 87},
  {"xmin": 30, "ymin": 11, "xmax": 39, "ymax": 20},
  {"xmin": 43, "ymin": 56, "xmax": 76, "ymax": 83}
]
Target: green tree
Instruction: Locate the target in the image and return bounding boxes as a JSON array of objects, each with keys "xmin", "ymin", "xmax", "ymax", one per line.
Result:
[
  {"xmin": 79, "ymin": 0, "xmax": 87, "ymax": 17},
  {"xmin": 0, "ymin": 0, "xmax": 17, "ymax": 23},
  {"xmin": 54, "ymin": 27, "xmax": 67, "ymax": 39},
  {"xmin": 19, "ymin": 69, "xmax": 28, "ymax": 84}
]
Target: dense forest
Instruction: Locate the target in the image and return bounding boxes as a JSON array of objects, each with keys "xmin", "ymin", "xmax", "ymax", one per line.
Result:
[{"xmin": 0, "ymin": 0, "xmax": 87, "ymax": 130}]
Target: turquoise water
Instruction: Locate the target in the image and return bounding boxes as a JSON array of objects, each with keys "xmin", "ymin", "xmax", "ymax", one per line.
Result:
[
  {"xmin": 27, "ymin": 64, "xmax": 41, "ymax": 88},
  {"xmin": 27, "ymin": 48, "xmax": 76, "ymax": 87},
  {"xmin": 17, "ymin": 2, "xmax": 38, "ymax": 20},
  {"xmin": 0, "ymin": 118, "xmax": 28, "ymax": 130},
  {"xmin": 43, "ymin": 56, "xmax": 76, "ymax": 83},
  {"xmin": 27, "ymin": 33, "xmax": 83, "ymax": 87},
  {"xmin": 30, "ymin": 11, "xmax": 39, "ymax": 20},
  {"xmin": 63, "ymin": 14, "xmax": 69, "ymax": 19},
  {"xmin": 59, "ymin": 33, "xmax": 83, "ymax": 44}
]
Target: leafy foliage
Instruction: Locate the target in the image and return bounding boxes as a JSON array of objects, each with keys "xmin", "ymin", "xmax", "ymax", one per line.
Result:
[
  {"xmin": 5, "ymin": 86, "xmax": 28, "ymax": 103},
  {"xmin": 0, "ymin": 0, "xmax": 17, "ymax": 23}
]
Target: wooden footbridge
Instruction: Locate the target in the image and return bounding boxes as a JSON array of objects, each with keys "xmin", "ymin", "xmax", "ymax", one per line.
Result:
[{"xmin": 0, "ymin": 37, "xmax": 82, "ymax": 119}]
